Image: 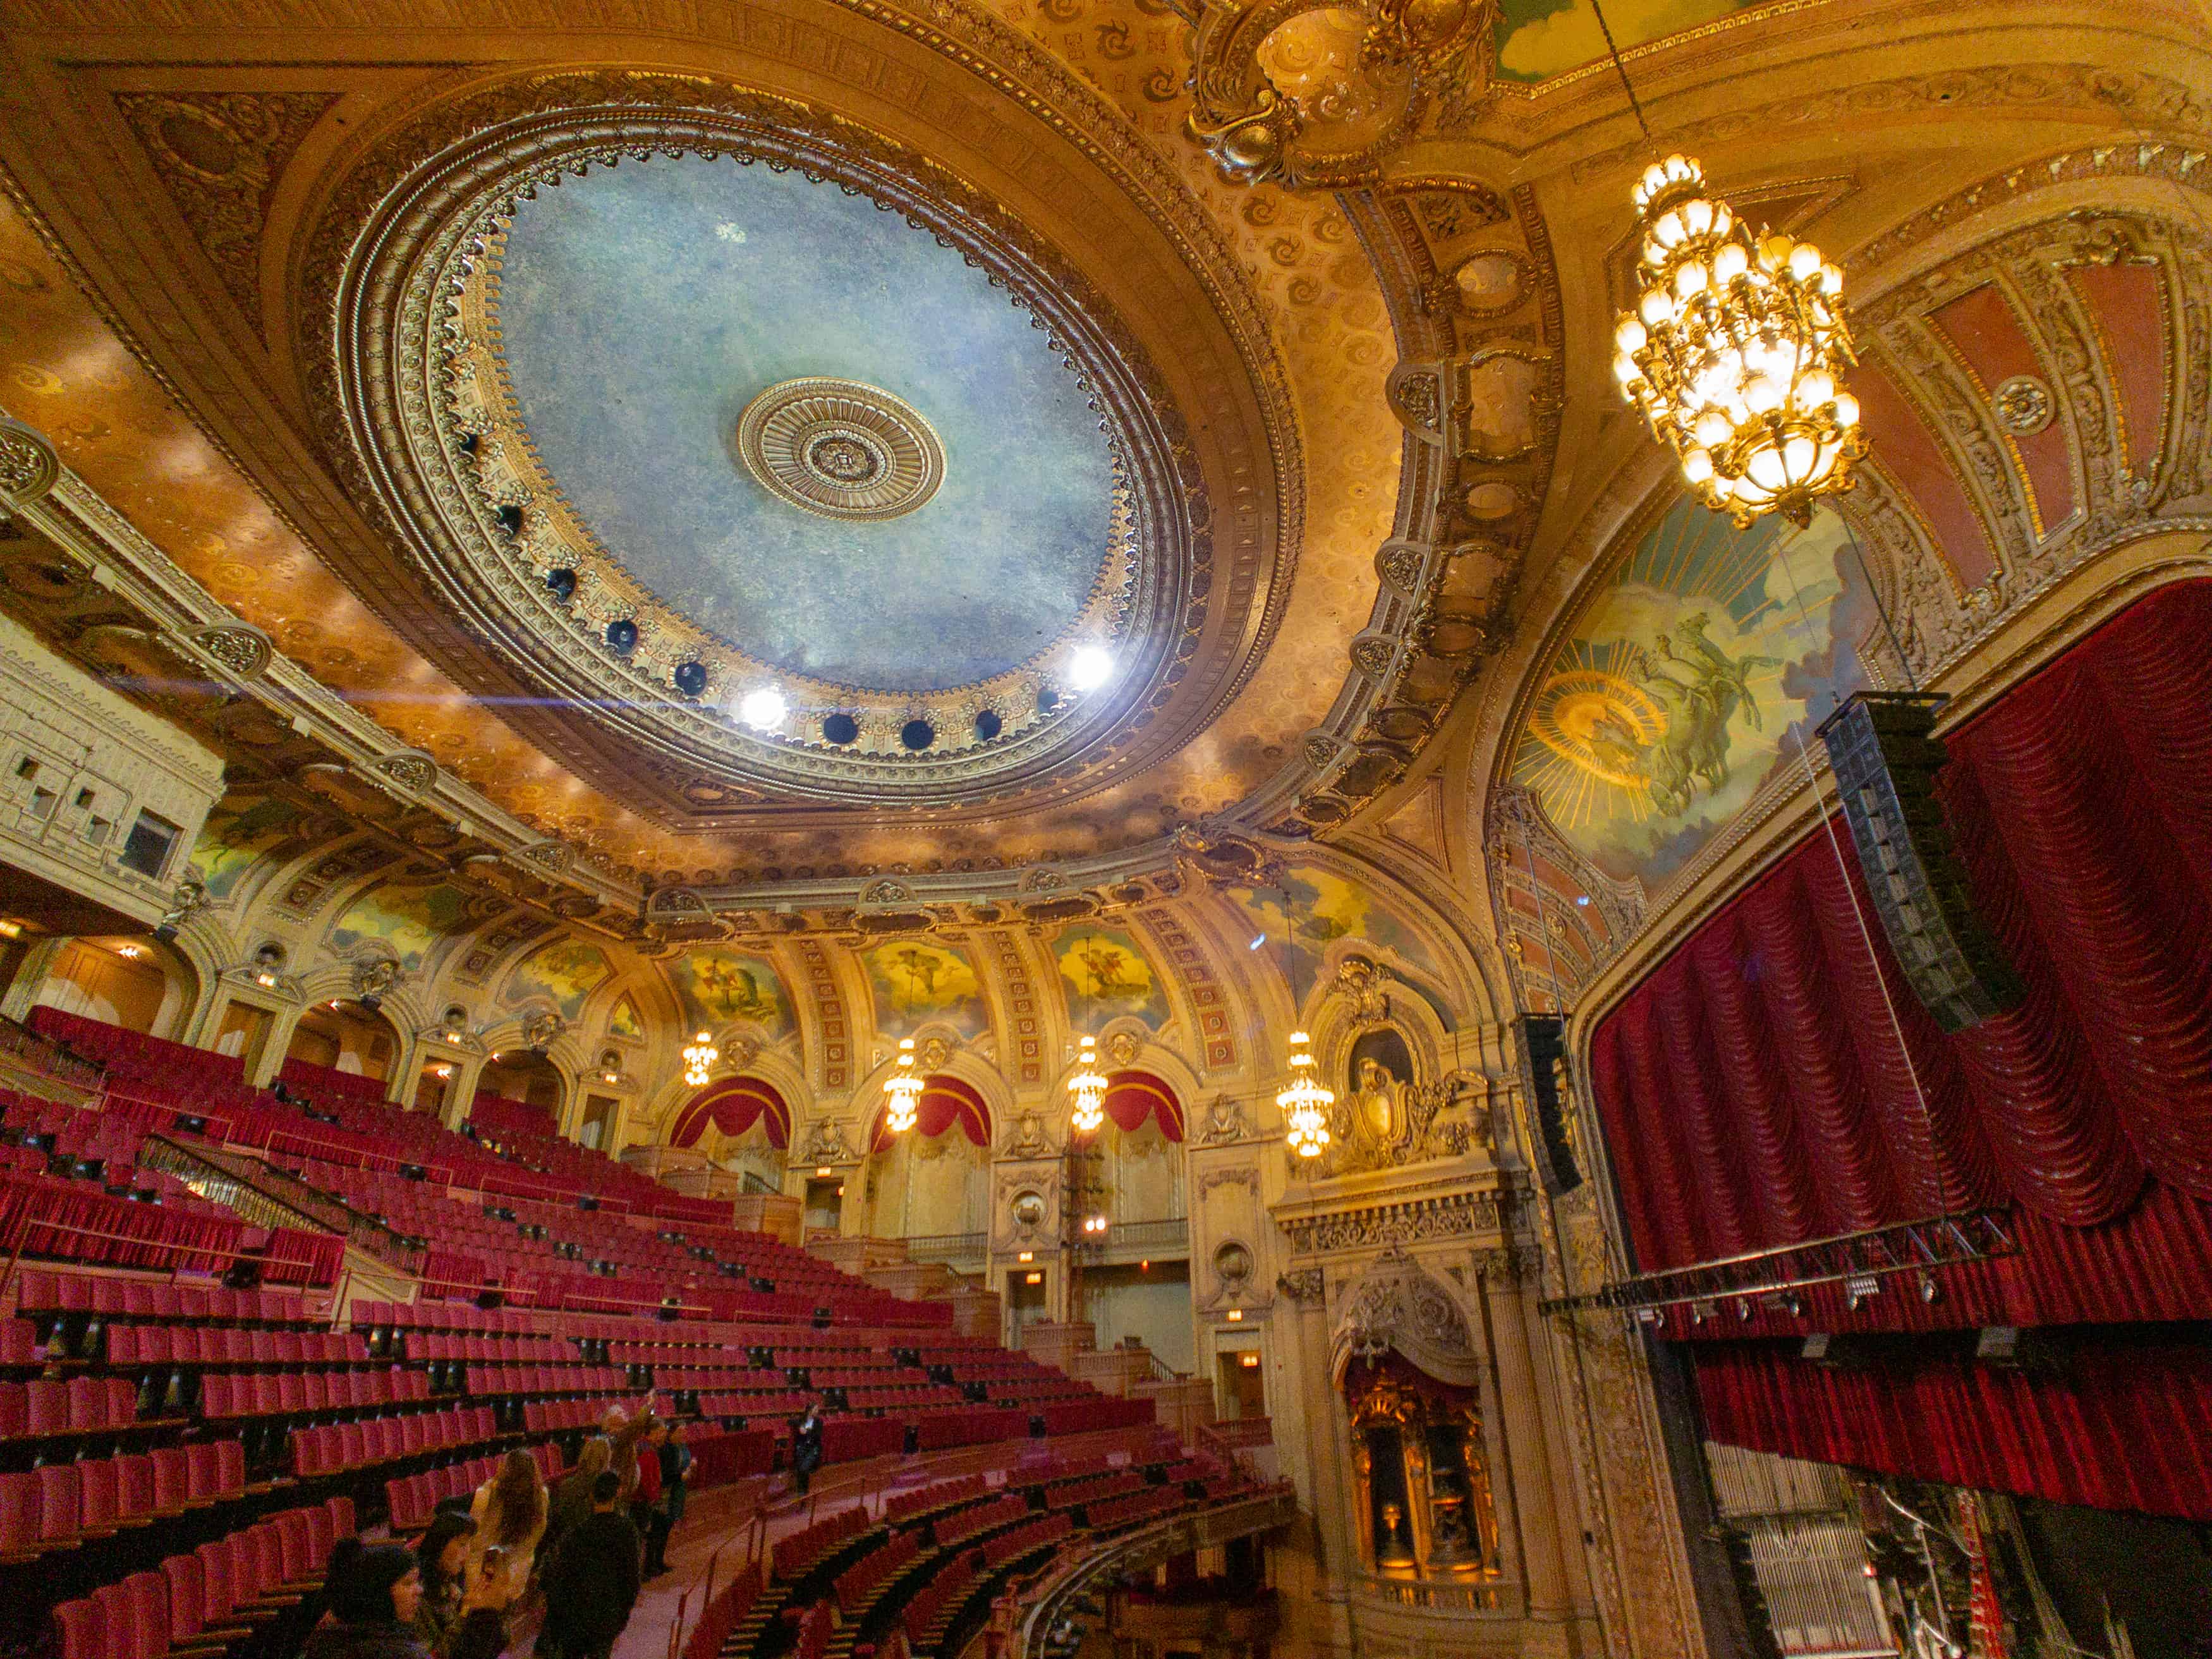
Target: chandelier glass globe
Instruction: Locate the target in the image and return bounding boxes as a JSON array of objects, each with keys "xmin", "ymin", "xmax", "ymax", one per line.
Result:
[
  {"xmin": 1612, "ymin": 154, "xmax": 1863, "ymax": 526},
  {"xmin": 882, "ymin": 1036, "xmax": 923, "ymax": 1136},
  {"xmin": 1277, "ymin": 1031, "xmax": 1334, "ymax": 1160},
  {"xmin": 681, "ymin": 1030, "xmax": 717, "ymax": 1088},
  {"xmin": 1067, "ymin": 1034, "xmax": 1107, "ymax": 1135}
]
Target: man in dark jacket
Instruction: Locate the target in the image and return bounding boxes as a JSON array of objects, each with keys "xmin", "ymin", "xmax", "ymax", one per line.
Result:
[
  {"xmin": 792, "ymin": 1404, "xmax": 824, "ymax": 1495},
  {"xmin": 536, "ymin": 1473, "xmax": 642, "ymax": 1659}
]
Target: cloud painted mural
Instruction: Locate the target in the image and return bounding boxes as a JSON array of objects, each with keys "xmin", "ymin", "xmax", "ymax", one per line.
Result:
[
  {"xmin": 670, "ymin": 948, "xmax": 792, "ymax": 1038},
  {"xmin": 865, "ymin": 939, "xmax": 987, "ymax": 1041},
  {"xmin": 1507, "ymin": 495, "xmax": 1878, "ymax": 889},
  {"xmin": 501, "ymin": 937, "xmax": 614, "ymax": 1021},
  {"xmin": 1231, "ymin": 865, "xmax": 1447, "ymax": 994},
  {"xmin": 1495, "ymin": 0, "xmax": 1763, "ymax": 83},
  {"xmin": 328, "ymin": 882, "xmax": 468, "ymax": 974},
  {"xmin": 191, "ymin": 796, "xmax": 302, "ymax": 902},
  {"xmin": 1056, "ymin": 927, "xmax": 1170, "ymax": 1032}
]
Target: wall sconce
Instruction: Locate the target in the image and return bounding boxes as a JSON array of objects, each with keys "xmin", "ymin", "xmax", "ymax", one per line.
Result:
[
  {"xmin": 1226, "ymin": 1308, "xmax": 1244, "ymax": 1322},
  {"xmin": 1024, "ymin": 1272, "xmax": 1043, "ymax": 1285}
]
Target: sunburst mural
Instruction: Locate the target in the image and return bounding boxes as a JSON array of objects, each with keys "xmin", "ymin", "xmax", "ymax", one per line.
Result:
[{"xmin": 1509, "ymin": 495, "xmax": 1880, "ymax": 886}]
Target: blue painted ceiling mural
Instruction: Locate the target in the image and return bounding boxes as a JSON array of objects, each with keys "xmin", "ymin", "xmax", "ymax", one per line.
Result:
[{"xmin": 489, "ymin": 153, "xmax": 1119, "ymax": 693}]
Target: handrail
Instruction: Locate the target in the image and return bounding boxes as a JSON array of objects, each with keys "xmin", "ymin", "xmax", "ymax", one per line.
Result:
[
  {"xmin": 139, "ymin": 1135, "xmax": 424, "ymax": 1273},
  {"xmin": 161, "ymin": 1138, "xmax": 428, "ymax": 1271},
  {"xmin": 0, "ymin": 1205, "xmax": 318, "ymax": 1306},
  {"xmin": 1012, "ymin": 1486, "xmax": 1298, "ymax": 1659}
]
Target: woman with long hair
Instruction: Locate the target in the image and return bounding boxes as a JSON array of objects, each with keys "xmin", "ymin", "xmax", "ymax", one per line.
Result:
[
  {"xmin": 415, "ymin": 1513, "xmax": 513, "ymax": 1658},
  {"xmin": 468, "ymin": 1448, "xmax": 548, "ymax": 1605}
]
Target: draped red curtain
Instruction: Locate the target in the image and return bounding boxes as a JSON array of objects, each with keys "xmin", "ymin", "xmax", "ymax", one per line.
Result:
[
  {"xmin": 1102, "ymin": 1071, "xmax": 1184, "ymax": 1141},
  {"xmin": 1692, "ymin": 1342, "xmax": 2212, "ymax": 1522},
  {"xmin": 870, "ymin": 1075, "xmax": 991, "ymax": 1151},
  {"xmin": 1591, "ymin": 578, "xmax": 2212, "ymax": 1311},
  {"xmin": 668, "ymin": 1077, "xmax": 792, "ymax": 1150}
]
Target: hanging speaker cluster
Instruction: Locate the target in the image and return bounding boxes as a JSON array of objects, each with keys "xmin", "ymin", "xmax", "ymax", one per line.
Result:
[
  {"xmin": 1514, "ymin": 1014, "xmax": 1582, "ymax": 1197},
  {"xmin": 1816, "ymin": 691, "xmax": 2023, "ymax": 1032}
]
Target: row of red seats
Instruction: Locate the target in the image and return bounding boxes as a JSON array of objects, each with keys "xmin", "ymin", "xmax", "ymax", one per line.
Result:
[
  {"xmin": 0, "ymin": 1439, "xmax": 245, "ymax": 1557},
  {"xmin": 770, "ymin": 1503, "xmax": 868, "ymax": 1580},
  {"xmin": 1042, "ymin": 1397, "xmax": 1155, "ymax": 1435},
  {"xmin": 915, "ymin": 1408, "xmax": 1030, "ymax": 1452},
  {"xmin": 13, "ymin": 1270, "xmax": 325, "ymax": 1328},
  {"xmin": 696, "ymin": 1389, "xmax": 812, "ymax": 1418},
  {"xmin": 107, "ymin": 1326, "xmax": 368, "ymax": 1366},
  {"xmin": 1, "ymin": 1374, "xmax": 140, "ymax": 1435},
  {"xmin": 982, "ymin": 1511, "xmax": 1073, "ymax": 1567},
  {"xmin": 385, "ymin": 1440, "xmax": 562, "ymax": 1532},
  {"xmin": 884, "ymin": 1473, "xmax": 988, "ymax": 1524},
  {"xmin": 678, "ymin": 1563, "xmax": 762, "ymax": 1659},
  {"xmin": 1085, "ymin": 1488, "xmax": 1184, "ymax": 1530},
  {"xmin": 832, "ymin": 1530, "xmax": 920, "ymax": 1613},
  {"xmin": 288, "ymin": 1403, "xmax": 500, "ymax": 1477},
  {"xmin": 935, "ymin": 1494, "xmax": 1030, "ymax": 1547},
  {"xmin": 900, "ymin": 1544, "xmax": 982, "ymax": 1641},
  {"xmin": 1046, "ymin": 1471, "xmax": 1144, "ymax": 1509},
  {"xmin": 463, "ymin": 1364, "xmax": 627, "ymax": 1397},
  {"xmin": 401, "ymin": 1333, "xmax": 571, "ymax": 1362},
  {"xmin": 520, "ymin": 1391, "xmax": 648, "ymax": 1435},
  {"xmin": 47, "ymin": 1496, "xmax": 355, "ymax": 1659},
  {"xmin": 199, "ymin": 1366, "xmax": 432, "ymax": 1419}
]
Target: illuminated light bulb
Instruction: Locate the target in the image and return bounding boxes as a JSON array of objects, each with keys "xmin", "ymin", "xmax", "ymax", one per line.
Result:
[
  {"xmin": 738, "ymin": 685, "xmax": 787, "ymax": 730},
  {"xmin": 681, "ymin": 1030, "xmax": 717, "ymax": 1087},
  {"xmin": 1681, "ymin": 449, "xmax": 1714, "ymax": 485},
  {"xmin": 1066, "ymin": 1035, "xmax": 1107, "ymax": 1135},
  {"xmin": 1277, "ymin": 1030, "xmax": 1334, "ymax": 1160},
  {"xmin": 882, "ymin": 1036, "xmax": 923, "ymax": 1135},
  {"xmin": 1712, "ymin": 241, "xmax": 1748, "ymax": 284},
  {"xmin": 1067, "ymin": 646, "xmax": 1114, "ymax": 691},
  {"xmin": 1614, "ymin": 317, "xmax": 1647, "ymax": 354}
]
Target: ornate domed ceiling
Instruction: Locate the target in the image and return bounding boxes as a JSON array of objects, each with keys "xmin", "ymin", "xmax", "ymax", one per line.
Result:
[{"xmin": 468, "ymin": 152, "xmax": 1126, "ymax": 701}]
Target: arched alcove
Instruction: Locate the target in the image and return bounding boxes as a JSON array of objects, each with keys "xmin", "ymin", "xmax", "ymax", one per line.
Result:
[
  {"xmin": 32, "ymin": 935, "xmax": 197, "ymax": 1037},
  {"xmin": 281, "ymin": 995, "xmax": 402, "ymax": 1090},
  {"xmin": 865, "ymin": 1074, "xmax": 991, "ymax": 1241},
  {"xmin": 470, "ymin": 1048, "xmax": 565, "ymax": 1139}
]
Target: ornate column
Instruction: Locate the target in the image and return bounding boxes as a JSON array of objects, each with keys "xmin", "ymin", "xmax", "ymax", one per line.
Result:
[{"xmin": 1480, "ymin": 1244, "xmax": 1571, "ymax": 1620}]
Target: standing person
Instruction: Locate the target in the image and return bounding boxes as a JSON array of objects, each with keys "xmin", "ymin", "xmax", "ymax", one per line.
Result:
[
  {"xmin": 792, "ymin": 1403, "xmax": 824, "ymax": 1496},
  {"xmin": 413, "ymin": 1514, "xmax": 514, "ymax": 1659},
  {"xmin": 629, "ymin": 1418, "xmax": 665, "ymax": 1572},
  {"xmin": 647, "ymin": 1419, "xmax": 690, "ymax": 1577},
  {"xmin": 542, "ymin": 1436, "xmax": 612, "ymax": 1571},
  {"xmin": 467, "ymin": 1449, "xmax": 547, "ymax": 1608},
  {"xmin": 537, "ymin": 1471, "xmax": 643, "ymax": 1659}
]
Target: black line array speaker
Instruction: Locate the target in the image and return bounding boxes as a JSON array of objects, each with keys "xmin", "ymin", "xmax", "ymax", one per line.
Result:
[
  {"xmin": 1513, "ymin": 1013, "xmax": 1581, "ymax": 1196},
  {"xmin": 1816, "ymin": 691, "xmax": 2024, "ymax": 1032}
]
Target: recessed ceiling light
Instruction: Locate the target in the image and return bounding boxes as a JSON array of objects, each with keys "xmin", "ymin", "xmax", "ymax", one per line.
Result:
[
  {"xmin": 1067, "ymin": 646, "xmax": 1113, "ymax": 691},
  {"xmin": 738, "ymin": 686, "xmax": 787, "ymax": 729}
]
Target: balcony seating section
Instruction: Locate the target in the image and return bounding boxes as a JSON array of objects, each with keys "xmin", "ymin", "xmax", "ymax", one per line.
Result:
[
  {"xmin": 900, "ymin": 1546, "xmax": 982, "ymax": 1643},
  {"xmin": 678, "ymin": 1562, "xmax": 764, "ymax": 1659},
  {"xmin": 832, "ymin": 1529, "xmax": 921, "ymax": 1614},
  {"xmin": 772, "ymin": 1504, "xmax": 870, "ymax": 1581},
  {"xmin": 0, "ymin": 1094, "xmax": 338, "ymax": 1285},
  {"xmin": 1043, "ymin": 1470, "xmax": 1145, "ymax": 1510},
  {"xmin": 882, "ymin": 1473, "xmax": 988, "ymax": 1525},
  {"xmin": 1085, "ymin": 1487, "xmax": 1186, "ymax": 1531},
  {"xmin": 385, "ymin": 1441, "xmax": 563, "ymax": 1532}
]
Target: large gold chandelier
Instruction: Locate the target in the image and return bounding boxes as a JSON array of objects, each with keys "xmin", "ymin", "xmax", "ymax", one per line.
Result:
[
  {"xmin": 1612, "ymin": 153, "xmax": 1861, "ymax": 526},
  {"xmin": 681, "ymin": 1030, "xmax": 717, "ymax": 1087},
  {"xmin": 1278, "ymin": 1030, "xmax": 1333, "ymax": 1160},
  {"xmin": 882, "ymin": 1036, "xmax": 923, "ymax": 1136},
  {"xmin": 1066, "ymin": 1035, "xmax": 1107, "ymax": 1136}
]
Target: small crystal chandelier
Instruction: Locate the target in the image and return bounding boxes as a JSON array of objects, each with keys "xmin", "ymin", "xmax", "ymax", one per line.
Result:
[
  {"xmin": 1066, "ymin": 1035, "xmax": 1107, "ymax": 1136},
  {"xmin": 1278, "ymin": 1030, "xmax": 1334, "ymax": 1160},
  {"xmin": 681, "ymin": 1030, "xmax": 717, "ymax": 1088},
  {"xmin": 882, "ymin": 1036, "xmax": 923, "ymax": 1136},
  {"xmin": 1612, "ymin": 157, "xmax": 1861, "ymax": 526}
]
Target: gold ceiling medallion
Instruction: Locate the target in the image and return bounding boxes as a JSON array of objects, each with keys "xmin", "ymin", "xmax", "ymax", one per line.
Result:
[
  {"xmin": 736, "ymin": 378, "xmax": 946, "ymax": 521},
  {"xmin": 1187, "ymin": 0, "xmax": 1499, "ymax": 189}
]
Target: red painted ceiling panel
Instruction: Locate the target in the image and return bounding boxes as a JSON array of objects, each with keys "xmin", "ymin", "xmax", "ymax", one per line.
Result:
[
  {"xmin": 1847, "ymin": 363, "xmax": 1999, "ymax": 590},
  {"xmin": 2069, "ymin": 260, "xmax": 2171, "ymax": 477},
  {"xmin": 1930, "ymin": 283, "xmax": 2075, "ymax": 535}
]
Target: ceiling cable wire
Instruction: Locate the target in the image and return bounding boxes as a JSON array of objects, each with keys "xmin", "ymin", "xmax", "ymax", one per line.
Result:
[{"xmin": 1589, "ymin": 0, "xmax": 1655, "ymax": 142}]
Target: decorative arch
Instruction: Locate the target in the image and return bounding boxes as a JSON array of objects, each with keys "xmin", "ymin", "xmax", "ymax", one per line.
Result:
[
  {"xmin": 869, "ymin": 1073, "xmax": 991, "ymax": 1152},
  {"xmin": 1330, "ymin": 1248, "xmax": 1487, "ymax": 1390},
  {"xmin": 669, "ymin": 1075, "xmax": 792, "ymax": 1151},
  {"xmin": 1101, "ymin": 1069, "xmax": 1184, "ymax": 1141}
]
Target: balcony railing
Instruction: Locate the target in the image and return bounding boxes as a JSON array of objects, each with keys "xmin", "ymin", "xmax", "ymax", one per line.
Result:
[
  {"xmin": 140, "ymin": 1134, "xmax": 424, "ymax": 1272},
  {"xmin": 1097, "ymin": 1217, "xmax": 1188, "ymax": 1253},
  {"xmin": 906, "ymin": 1232, "xmax": 987, "ymax": 1265}
]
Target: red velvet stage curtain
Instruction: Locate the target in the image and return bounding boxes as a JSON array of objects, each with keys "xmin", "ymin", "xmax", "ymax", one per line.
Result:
[
  {"xmin": 1590, "ymin": 580, "xmax": 2212, "ymax": 1309},
  {"xmin": 1692, "ymin": 1342, "xmax": 2212, "ymax": 1522},
  {"xmin": 1103, "ymin": 1072, "xmax": 1184, "ymax": 1141},
  {"xmin": 669, "ymin": 1078, "xmax": 792, "ymax": 1150},
  {"xmin": 870, "ymin": 1075, "xmax": 991, "ymax": 1151}
]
